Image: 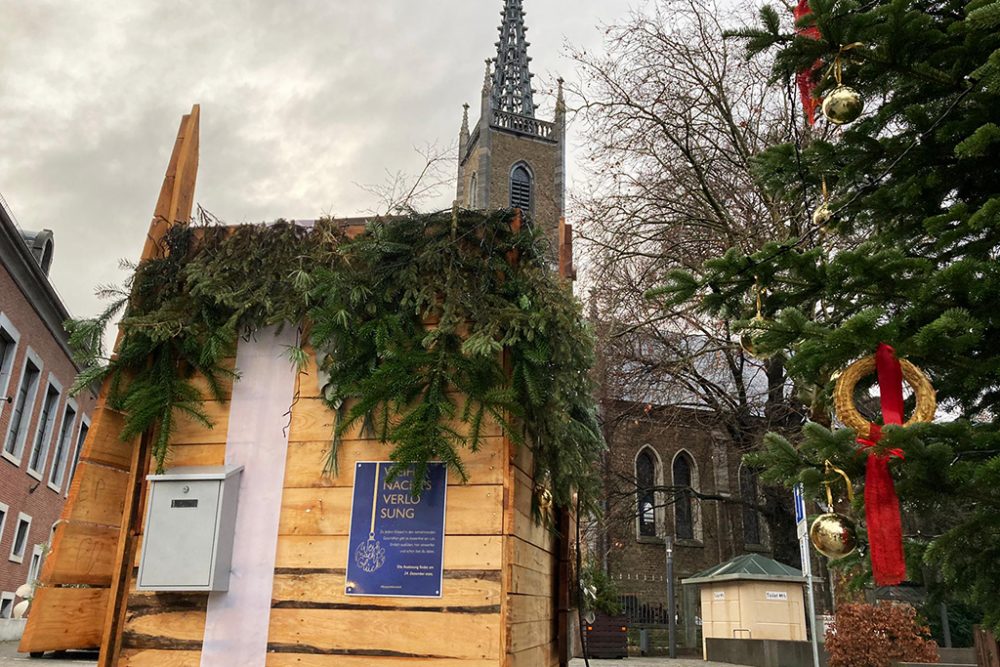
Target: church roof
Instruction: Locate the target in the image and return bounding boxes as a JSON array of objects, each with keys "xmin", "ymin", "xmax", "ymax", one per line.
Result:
[
  {"xmin": 682, "ymin": 553, "xmax": 805, "ymax": 585},
  {"xmin": 491, "ymin": 0, "xmax": 536, "ymax": 117}
]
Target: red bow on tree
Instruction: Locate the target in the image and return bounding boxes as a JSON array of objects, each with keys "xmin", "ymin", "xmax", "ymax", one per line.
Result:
[
  {"xmin": 855, "ymin": 343, "xmax": 907, "ymax": 586},
  {"xmin": 794, "ymin": 0, "xmax": 823, "ymax": 125}
]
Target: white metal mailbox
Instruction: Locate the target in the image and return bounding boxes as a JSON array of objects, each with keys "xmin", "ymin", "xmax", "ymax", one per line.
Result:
[{"xmin": 137, "ymin": 465, "xmax": 243, "ymax": 592}]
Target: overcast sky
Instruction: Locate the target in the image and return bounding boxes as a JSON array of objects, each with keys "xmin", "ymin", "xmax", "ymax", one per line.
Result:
[{"xmin": 0, "ymin": 0, "xmax": 620, "ymax": 321}]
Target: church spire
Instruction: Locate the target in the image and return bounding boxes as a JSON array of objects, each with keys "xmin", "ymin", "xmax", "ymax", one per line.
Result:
[{"xmin": 491, "ymin": 0, "xmax": 536, "ymax": 117}]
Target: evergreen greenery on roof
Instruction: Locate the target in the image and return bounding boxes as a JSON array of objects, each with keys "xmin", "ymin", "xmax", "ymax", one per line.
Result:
[{"xmin": 66, "ymin": 209, "xmax": 604, "ymax": 510}]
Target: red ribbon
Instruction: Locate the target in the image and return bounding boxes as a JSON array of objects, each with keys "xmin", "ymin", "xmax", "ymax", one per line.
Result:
[
  {"xmin": 855, "ymin": 343, "xmax": 907, "ymax": 586},
  {"xmin": 794, "ymin": 0, "xmax": 822, "ymax": 125}
]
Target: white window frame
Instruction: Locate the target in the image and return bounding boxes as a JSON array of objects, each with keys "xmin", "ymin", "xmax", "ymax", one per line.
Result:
[
  {"xmin": 66, "ymin": 415, "xmax": 91, "ymax": 497},
  {"xmin": 26, "ymin": 373, "xmax": 63, "ymax": 480},
  {"xmin": 48, "ymin": 398, "xmax": 78, "ymax": 492},
  {"xmin": 0, "ymin": 592, "xmax": 14, "ymax": 619},
  {"xmin": 0, "ymin": 313, "xmax": 21, "ymax": 424},
  {"xmin": 1, "ymin": 347, "xmax": 43, "ymax": 466},
  {"xmin": 9, "ymin": 512, "xmax": 31, "ymax": 563},
  {"xmin": 26, "ymin": 544, "xmax": 44, "ymax": 586},
  {"xmin": 0, "ymin": 502, "xmax": 8, "ymax": 546}
]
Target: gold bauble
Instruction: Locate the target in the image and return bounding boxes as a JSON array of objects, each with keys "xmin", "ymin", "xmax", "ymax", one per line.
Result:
[
  {"xmin": 739, "ymin": 316, "xmax": 771, "ymax": 360},
  {"xmin": 536, "ymin": 488, "xmax": 553, "ymax": 511},
  {"xmin": 822, "ymin": 86, "xmax": 864, "ymax": 125},
  {"xmin": 809, "ymin": 512, "xmax": 858, "ymax": 560},
  {"xmin": 812, "ymin": 203, "xmax": 832, "ymax": 227}
]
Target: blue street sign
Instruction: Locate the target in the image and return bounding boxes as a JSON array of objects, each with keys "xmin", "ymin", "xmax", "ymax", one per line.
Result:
[
  {"xmin": 793, "ymin": 483, "xmax": 806, "ymax": 525},
  {"xmin": 346, "ymin": 461, "xmax": 447, "ymax": 598}
]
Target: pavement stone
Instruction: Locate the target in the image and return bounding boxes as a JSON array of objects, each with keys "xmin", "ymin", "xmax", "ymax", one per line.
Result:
[
  {"xmin": 2, "ymin": 642, "xmax": 743, "ymax": 667},
  {"xmin": 0, "ymin": 643, "xmax": 96, "ymax": 666}
]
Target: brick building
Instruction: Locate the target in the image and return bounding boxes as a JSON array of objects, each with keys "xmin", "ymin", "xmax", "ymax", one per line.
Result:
[
  {"xmin": 0, "ymin": 198, "xmax": 96, "ymax": 634},
  {"xmin": 598, "ymin": 399, "xmax": 776, "ymax": 649}
]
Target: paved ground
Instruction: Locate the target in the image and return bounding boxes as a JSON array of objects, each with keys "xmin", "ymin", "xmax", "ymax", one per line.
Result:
[
  {"xmin": 0, "ymin": 643, "xmax": 96, "ymax": 665},
  {"xmin": 1, "ymin": 642, "xmax": 739, "ymax": 667},
  {"xmin": 569, "ymin": 660, "xmax": 737, "ymax": 667}
]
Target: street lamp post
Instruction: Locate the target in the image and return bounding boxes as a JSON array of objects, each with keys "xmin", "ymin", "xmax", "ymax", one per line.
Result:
[{"xmin": 665, "ymin": 536, "xmax": 676, "ymax": 659}]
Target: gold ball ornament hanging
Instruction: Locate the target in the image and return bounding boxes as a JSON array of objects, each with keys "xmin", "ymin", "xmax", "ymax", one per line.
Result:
[
  {"xmin": 536, "ymin": 487, "xmax": 553, "ymax": 511},
  {"xmin": 739, "ymin": 316, "xmax": 771, "ymax": 359},
  {"xmin": 809, "ymin": 461, "xmax": 858, "ymax": 560},
  {"xmin": 822, "ymin": 85, "xmax": 864, "ymax": 125},
  {"xmin": 810, "ymin": 512, "xmax": 858, "ymax": 560},
  {"xmin": 812, "ymin": 203, "xmax": 832, "ymax": 227}
]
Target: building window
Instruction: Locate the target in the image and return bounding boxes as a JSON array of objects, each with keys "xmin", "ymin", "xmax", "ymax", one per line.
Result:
[
  {"xmin": 3, "ymin": 354, "xmax": 41, "ymax": 461},
  {"xmin": 49, "ymin": 402, "xmax": 77, "ymax": 490},
  {"xmin": 740, "ymin": 466, "xmax": 763, "ymax": 546},
  {"xmin": 9, "ymin": 513, "xmax": 31, "ymax": 563},
  {"xmin": 27, "ymin": 545, "xmax": 44, "ymax": 586},
  {"xmin": 0, "ymin": 502, "xmax": 8, "ymax": 545},
  {"xmin": 510, "ymin": 163, "xmax": 532, "ymax": 212},
  {"xmin": 0, "ymin": 593, "xmax": 13, "ymax": 619},
  {"xmin": 27, "ymin": 380, "xmax": 62, "ymax": 477},
  {"xmin": 0, "ymin": 316, "xmax": 19, "ymax": 417},
  {"xmin": 67, "ymin": 418, "xmax": 90, "ymax": 490},
  {"xmin": 469, "ymin": 173, "xmax": 478, "ymax": 208},
  {"xmin": 673, "ymin": 452, "xmax": 695, "ymax": 540},
  {"xmin": 636, "ymin": 448, "xmax": 658, "ymax": 538}
]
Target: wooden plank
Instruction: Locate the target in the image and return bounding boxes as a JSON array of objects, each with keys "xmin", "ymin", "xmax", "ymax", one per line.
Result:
[
  {"xmin": 513, "ymin": 509, "xmax": 555, "ymax": 554},
  {"xmin": 511, "ymin": 536, "xmax": 553, "ymax": 575},
  {"xmin": 44, "ymin": 521, "xmax": 120, "ymax": 585},
  {"xmin": 508, "ymin": 620, "xmax": 553, "ymax": 654},
  {"xmin": 68, "ymin": 462, "xmax": 130, "ymax": 526},
  {"xmin": 294, "ymin": 347, "xmax": 323, "ymax": 399},
  {"xmin": 17, "ymin": 587, "xmax": 108, "ymax": 652},
  {"xmin": 271, "ymin": 571, "xmax": 501, "ymax": 609},
  {"xmin": 509, "ymin": 594, "xmax": 553, "ymax": 624},
  {"xmin": 168, "ymin": 400, "xmax": 230, "ymax": 445},
  {"xmin": 284, "ymin": 440, "xmax": 504, "ymax": 488},
  {"xmin": 119, "ymin": 649, "xmax": 202, "ymax": 667},
  {"xmin": 186, "ymin": 357, "xmax": 236, "ymax": 400},
  {"xmin": 509, "ymin": 642, "xmax": 558, "ymax": 667},
  {"xmin": 267, "ymin": 655, "xmax": 497, "ymax": 667},
  {"xmin": 275, "ymin": 535, "xmax": 503, "ymax": 571},
  {"xmin": 162, "ymin": 443, "xmax": 226, "ymax": 468},
  {"xmin": 82, "ymin": 407, "xmax": 132, "ymax": 470},
  {"xmin": 122, "ymin": 609, "xmax": 207, "ymax": 646},
  {"xmin": 267, "ymin": 608, "xmax": 501, "ymax": 661},
  {"xmin": 289, "ymin": 398, "xmax": 503, "ymax": 443},
  {"xmin": 510, "ymin": 564, "xmax": 552, "ymax": 596},
  {"xmin": 278, "ymin": 486, "xmax": 502, "ymax": 536}
]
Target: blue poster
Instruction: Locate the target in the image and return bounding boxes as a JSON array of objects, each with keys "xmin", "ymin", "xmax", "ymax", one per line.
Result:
[{"xmin": 345, "ymin": 461, "xmax": 447, "ymax": 598}]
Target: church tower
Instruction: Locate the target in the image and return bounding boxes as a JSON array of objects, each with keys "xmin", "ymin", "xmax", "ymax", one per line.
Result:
[{"xmin": 457, "ymin": 0, "xmax": 566, "ymax": 244}]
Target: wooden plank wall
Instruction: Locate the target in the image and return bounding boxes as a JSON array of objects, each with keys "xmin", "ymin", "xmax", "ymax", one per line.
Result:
[
  {"xmin": 505, "ymin": 443, "xmax": 560, "ymax": 667},
  {"xmin": 117, "ymin": 349, "xmax": 512, "ymax": 667}
]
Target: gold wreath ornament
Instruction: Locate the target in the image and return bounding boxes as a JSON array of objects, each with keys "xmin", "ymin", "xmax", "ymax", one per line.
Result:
[{"xmin": 833, "ymin": 355, "xmax": 936, "ymax": 440}]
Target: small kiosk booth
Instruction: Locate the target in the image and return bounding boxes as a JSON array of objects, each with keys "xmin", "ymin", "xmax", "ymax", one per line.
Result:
[
  {"xmin": 683, "ymin": 554, "xmax": 807, "ymax": 659},
  {"xmin": 18, "ymin": 107, "xmax": 581, "ymax": 667}
]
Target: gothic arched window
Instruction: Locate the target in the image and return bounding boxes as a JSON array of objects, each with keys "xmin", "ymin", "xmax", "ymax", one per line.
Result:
[
  {"xmin": 740, "ymin": 466, "xmax": 762, "ymax": 545},
  {"xmin": 469, "ymin": 173, "xmax": 478, "ymax": 208},
  {"xmin": 636, "ymin": 449, "xmax": 657, "ymax": 537},
  {"xmin": 510, "ymin": 163, "xmax": 532, "ymax": 212},
  {"xmin": 673, "ymin": 452, "xmax": 695, "ymax": 540}
]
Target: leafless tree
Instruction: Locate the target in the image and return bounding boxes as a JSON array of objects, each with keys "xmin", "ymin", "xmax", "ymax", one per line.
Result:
[
  {"xmin": 355, "ymin": 142, "xmax": 456, "ymax": 215},
  {"xmin": 569, "ymin": 0, "xmax": 814, "ymax": 566}
]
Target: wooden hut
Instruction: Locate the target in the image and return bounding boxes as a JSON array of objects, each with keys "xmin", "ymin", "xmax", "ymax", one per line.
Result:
[{"xmin": 19, "ymin": 107, "xmax": 576, "ymax": 667}]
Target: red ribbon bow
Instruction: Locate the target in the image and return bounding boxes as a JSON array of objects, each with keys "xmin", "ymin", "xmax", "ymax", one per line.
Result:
[
  {"xmin": 794, "ymin": 0, "xmax": 823, "ymax": 125},
  {"xmin": 855, "ymin": 343, "xmax": 907, "ymax": 586}
]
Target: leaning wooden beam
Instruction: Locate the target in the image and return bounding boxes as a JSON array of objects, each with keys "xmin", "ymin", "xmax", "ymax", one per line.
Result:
[{"xmin": 18, "ymin": 105, "xmax": 201, "ymax": 659}]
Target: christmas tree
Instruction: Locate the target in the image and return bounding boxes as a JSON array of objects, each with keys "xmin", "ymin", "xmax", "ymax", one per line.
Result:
[{"xmin": 658, "ymin": 0, "xmax": 1000, "ymax": 631}]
